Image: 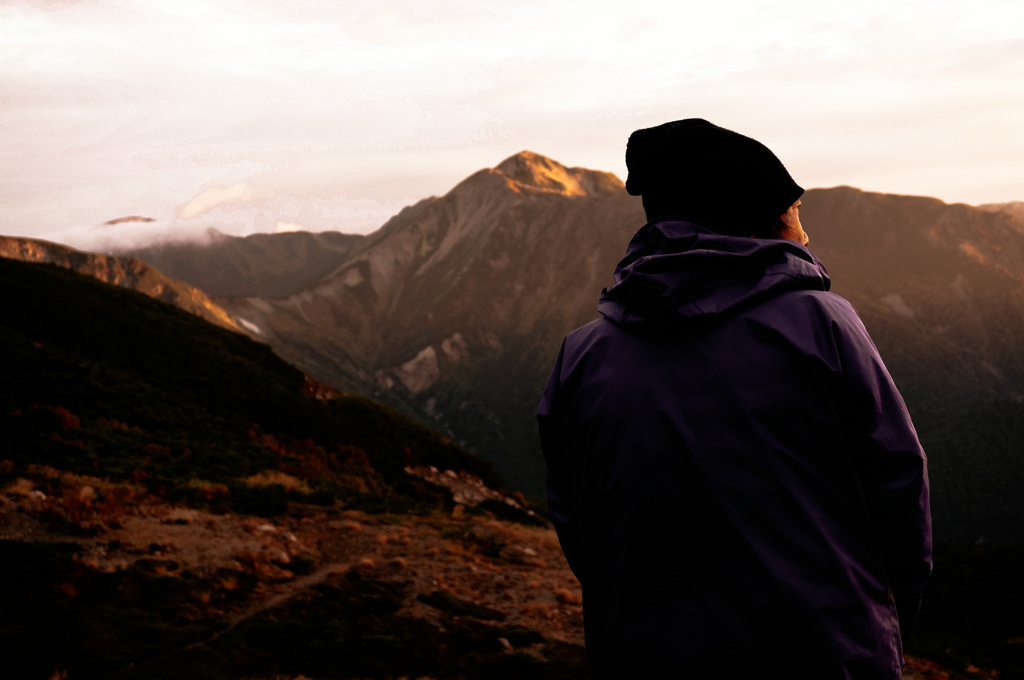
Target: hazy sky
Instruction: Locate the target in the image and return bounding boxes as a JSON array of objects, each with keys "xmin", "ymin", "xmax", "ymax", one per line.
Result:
[{"xmin": 3, "ymin": 0, "xmax": 1023, "ymax": 250}]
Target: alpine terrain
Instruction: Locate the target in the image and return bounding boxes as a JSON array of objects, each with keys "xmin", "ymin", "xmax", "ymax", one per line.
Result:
[
  {"xmin": 202, "ymin": 152, "xmax": 1024, "ymax": 549},
  {"xmin": 3, "ymin": 157, "xmax": 1024, "ymax": 676}
]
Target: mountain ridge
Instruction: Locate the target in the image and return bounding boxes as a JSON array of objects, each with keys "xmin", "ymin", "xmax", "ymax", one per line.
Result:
[
  {"xmin": 0, "ymin": 235, "xmax": 242, "ymax": 333},
  {"xmin": 979, "ymin": 200, "xmax": 1024, "ymax": 225},
  {"xmin": 492, "ymin": 150, "xmax": 624, "ymax": 197},
  {"xmin": 213, "ymin": 152, "xmax": 641, "ymax": 498},
  {"xmin": 121, "ymin": 229, "xmax": 365, "ymax": 299}
]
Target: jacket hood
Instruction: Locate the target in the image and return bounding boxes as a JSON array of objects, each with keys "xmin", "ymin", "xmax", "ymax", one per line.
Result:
[{"xmin": 598, "ymin": 218, "xmax": 830, "ymax": 328}]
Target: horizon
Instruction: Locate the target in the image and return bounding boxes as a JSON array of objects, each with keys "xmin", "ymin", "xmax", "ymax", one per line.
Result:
[
  {"xmin": 3, "ymin": 0, "xmax": 1023, "ymax": 251},
  {"xmin": 10, "ymin": 159, "xmax": 1014, "ymax": 254}
]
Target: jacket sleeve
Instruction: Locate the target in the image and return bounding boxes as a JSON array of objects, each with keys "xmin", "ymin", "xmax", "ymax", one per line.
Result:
[
  {"xmin": 537, "ymin": 340, "xmax": 584, "ymax": 581},
  {"xmin": 833, "ymin": 302, "xmax": 933, "ymax": 634}
]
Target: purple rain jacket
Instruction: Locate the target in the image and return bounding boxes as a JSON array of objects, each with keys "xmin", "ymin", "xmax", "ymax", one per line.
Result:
[{"xmin": 538, "ymin": 218, "xmax": 932, "ymax": 679}]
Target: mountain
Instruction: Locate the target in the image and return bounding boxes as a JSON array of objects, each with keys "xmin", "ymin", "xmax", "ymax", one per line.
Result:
[
  {"xmin": 799, "ymin": 188, "xmax": 1024, "ymax": 545},
  {"xmin": 120, "ymin": 229, "xmax": 364, "ymax": 299},
  {"xmin": 0, "ymin": 255, "xmax": 507, "ymax": 502},
  {"xmin": 0, "ymin": 256, "xmax": 589, "ymax": 679},
  {"xmin": 979, "ymin": 200, "xmax": 1024, "ymax": 224},
  {"xmin": 105, "ymin": 215, "xmax": 156, "ymax": 225},
  {"xmin": 209, "ymin": 153, "xmax": 1024, "ymax": 548},
  {"xmin": 0, "ymin": 235, "xmax": 242, "ymax": 333},
  {"xmin": 215, "ymin": 152, "xmax": 637, "ymax": 495}
]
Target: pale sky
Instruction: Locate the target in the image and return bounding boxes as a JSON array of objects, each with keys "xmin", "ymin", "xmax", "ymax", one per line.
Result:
[{"xmin": 2, "ymin": 0, "xmax": 1023, "ymax": 250}]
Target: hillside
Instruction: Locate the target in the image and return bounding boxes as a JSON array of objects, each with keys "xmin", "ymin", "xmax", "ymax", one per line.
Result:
[
  {"xmin": 120, "ymin": 229, "xmax": 364, "ymax": 299},
  {"xmin": 0, "ymin": 257, "xmax": 588, "ymax": 680},
  {"xmin": 800, "ymin": 188, "xmax": 1024, "ymax": 545},
  {"xmin": 216, "ymin": 152, "xmax": 638, "ymax": 495},
  {"xmin": 979, "ymin": 201, "xmax": 1024, "ymax": 224},
  {"xmin": 0, "ymin": 235, "xmax": 242, "ymax": 333}
]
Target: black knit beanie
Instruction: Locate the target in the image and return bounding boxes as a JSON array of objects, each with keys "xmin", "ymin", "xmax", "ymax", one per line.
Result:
[{"xmin": 624, "ymin": 119, "xmax": 803, "ymax": 237}]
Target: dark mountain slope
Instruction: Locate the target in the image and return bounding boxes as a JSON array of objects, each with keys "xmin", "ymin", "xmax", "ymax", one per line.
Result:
[
  {"xmin": 0, "ymin": 235, "xmax": 242, "ymax": 332},
  {"xmin": 0, "ymin": 262, "xmax": 1014, "ymax": 680},
  {"xmin": 121, "ymin": 229, "xmax": 364, "ymax": 299},
  {"xmin": 0, "ymin": 256, "xmax": 596, "ymax": 680},
  {"xmin": 0, "ymin": 256, "xmax": 502, "ymax": 502},
  {"xmin": 801, "ymin": 188, "xmax": 1024, "ymax": 544},
  {"xmin": 979, "ymin": 200, "xmax": 1024, "ymax": 224}
]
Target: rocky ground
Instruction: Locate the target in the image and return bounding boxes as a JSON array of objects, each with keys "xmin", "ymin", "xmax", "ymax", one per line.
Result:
[
  {"xmin": 0, "ymin": 465, "xmax": 995, "ymax": 680},
  {"xmin": 1, "ymin": 464, "xmax": 585, "ymax": 679}
]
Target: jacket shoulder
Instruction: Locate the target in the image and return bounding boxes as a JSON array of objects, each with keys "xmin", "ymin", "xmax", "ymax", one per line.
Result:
[
  {"xmin": 774, "ymin": 288, "xmax": 864, "ymax": 326},
  {"xmin": 564, "ymin": 317, "xmax": 609, "ymax": 342}
]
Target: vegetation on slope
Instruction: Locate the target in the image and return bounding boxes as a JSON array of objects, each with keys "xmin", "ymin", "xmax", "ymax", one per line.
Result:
[
  {"xmin": 0, "ymin": 257, "xmax": 582, "ymax": 680},
  {"xmin": 121, "ymin": 230, "xmax": 364, "ymax": 299},
  {"xmin": 1, "ymin": 257, "xmax": 502, "ymax": 506}
]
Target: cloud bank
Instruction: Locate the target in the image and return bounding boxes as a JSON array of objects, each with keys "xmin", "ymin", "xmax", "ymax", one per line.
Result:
[
  {"xmin": 178, "ymin": 183, "xmax": 261, "ymax": 220},
  {"xmin": 1, "ymin": 0, "xmax": 1023, "ymax": 250}
]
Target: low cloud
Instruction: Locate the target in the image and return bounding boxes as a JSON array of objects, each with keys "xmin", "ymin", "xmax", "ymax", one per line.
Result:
[{"xmin": 177, "ymin": 182, "xmax": 261, "ymax": 220}]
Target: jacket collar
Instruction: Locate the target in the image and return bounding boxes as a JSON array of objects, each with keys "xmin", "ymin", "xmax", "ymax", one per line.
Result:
[{"xmin": 598, "ymin": 218, "xmax": 830, "ymax": 327}]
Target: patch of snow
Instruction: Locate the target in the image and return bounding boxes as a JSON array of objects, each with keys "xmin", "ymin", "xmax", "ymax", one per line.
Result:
[{"xmin": 237, "ymin": 317, "xmax": 263, "ymax": 335}]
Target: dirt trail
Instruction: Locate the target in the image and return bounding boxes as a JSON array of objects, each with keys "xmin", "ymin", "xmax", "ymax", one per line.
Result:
[{"xmin": 192, "ymin": 559, "xmax": 355, "ymax": 648}]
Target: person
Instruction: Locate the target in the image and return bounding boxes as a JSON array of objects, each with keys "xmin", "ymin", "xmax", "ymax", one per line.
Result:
[{"xmin": 537, "ymin": 119, "xmax": 932, "ymax": 679}]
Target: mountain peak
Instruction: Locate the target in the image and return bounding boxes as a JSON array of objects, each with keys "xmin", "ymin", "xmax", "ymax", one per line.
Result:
[
  {"xmin": 104, "ymin": 215, "xmax": 156, "ymax": 225},
  {"xmin": 494, "ymin": 151, "xmax": 623, "ymax": 197}
]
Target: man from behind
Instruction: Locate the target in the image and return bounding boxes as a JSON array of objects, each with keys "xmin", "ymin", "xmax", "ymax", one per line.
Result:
[{"xmin": 538, "ymin": 119, "xmax": 932, "ymax": 679}]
